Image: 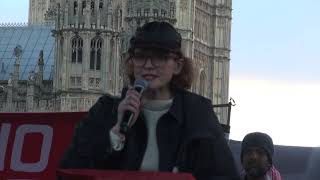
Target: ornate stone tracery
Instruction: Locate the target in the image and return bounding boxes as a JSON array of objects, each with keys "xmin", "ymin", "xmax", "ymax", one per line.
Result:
[{"xmin": 1, "ymin": 0, "xmax": 232, "ymax": 124}]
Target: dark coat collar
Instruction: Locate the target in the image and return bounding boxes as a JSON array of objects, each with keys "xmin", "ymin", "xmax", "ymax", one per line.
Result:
[
  {"xmin": 120, "ymin": 87, "xmax": 185, "ymax": 125},
  {"xmin": 167, "ymin": 88, "xmax": 185, "ymax": 125}
]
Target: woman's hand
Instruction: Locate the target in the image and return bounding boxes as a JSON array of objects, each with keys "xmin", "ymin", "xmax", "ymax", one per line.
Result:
[{"xmin": 112, "ymin": 88, "xmax": 142, "ymax": 135}]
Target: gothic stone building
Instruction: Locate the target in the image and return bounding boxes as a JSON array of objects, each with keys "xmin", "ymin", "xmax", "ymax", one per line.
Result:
[{"xmin": 0, "ymin": 0, "xmax": 232, "ymax": 125}]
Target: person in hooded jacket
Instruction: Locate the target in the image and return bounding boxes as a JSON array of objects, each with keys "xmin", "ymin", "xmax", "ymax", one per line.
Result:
[
  {"xmin": 59, "ymin": 21, "xmax": 240, "ymax": 180},
  {"xmin": 240, "ymin": 132, "xmax": 282, "ymax": 180}
]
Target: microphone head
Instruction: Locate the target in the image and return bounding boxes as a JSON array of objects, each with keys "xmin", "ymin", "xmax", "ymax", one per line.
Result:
[{"xmin": 134, "ymin": 78, "xmax": 148, "ymax": 90}]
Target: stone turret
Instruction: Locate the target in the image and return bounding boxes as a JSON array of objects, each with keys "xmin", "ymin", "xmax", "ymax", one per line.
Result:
[
  {"xmin": 27, "ymin": 71, "xmax": 36, "ymax": 112},
  {"xmin": 13, "ymin": 45, "xmax": 22, "ymax": 88},
  {"xmin": 37, "ymin": 50, "xmax": 44, "ymax": 84},
  {"xmin": 107, "ymin": 1, "xmax": 113, "ymax": 29},
  {"xmin": 51, "ymin": 0, "xmax": 125, "ymax": 111}
]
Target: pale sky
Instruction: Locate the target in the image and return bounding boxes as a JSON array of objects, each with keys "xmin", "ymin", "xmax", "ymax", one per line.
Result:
[
  {"xmin": 230, "ymin": 0, "xmax": 320, "ymax": 147},
  {"xmin": 1, "ymin": 0, "xmax": 319, "ymax": 147}
]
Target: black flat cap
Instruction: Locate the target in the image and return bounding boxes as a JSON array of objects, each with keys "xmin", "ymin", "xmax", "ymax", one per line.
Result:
[{"xmin": 129, "ymin": 21, "xmax": 182, "ymax": 53}]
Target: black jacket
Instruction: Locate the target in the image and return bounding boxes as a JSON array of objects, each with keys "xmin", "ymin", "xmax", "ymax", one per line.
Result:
[{"xmin": 60, "ymin": 88, "xmax": 240, "ymax": 180}]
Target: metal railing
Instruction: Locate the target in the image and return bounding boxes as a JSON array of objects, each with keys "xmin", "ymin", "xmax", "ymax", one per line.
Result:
[
  {"xmin": 0, "ymin": 96, "xmax": 98, "ymax": 112},
  {"xmin": 0, "ymin": 22, "xmax": 28, "ymax": 27},
  {"xmin": 212, "ymin": 98, "xmax": 236, "ymax": 134}
]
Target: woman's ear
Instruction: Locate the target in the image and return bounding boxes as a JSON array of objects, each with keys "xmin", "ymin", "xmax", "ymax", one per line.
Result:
[{"xmin": 174, "ymin": 58, "xmax": 184, "ymax": 75}]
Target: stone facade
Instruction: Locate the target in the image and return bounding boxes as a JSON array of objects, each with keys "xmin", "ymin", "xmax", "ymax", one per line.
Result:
[
  {"xmin": 1, "ymin": 0, "xmax": 232, "ymax": 124},
  {"xmin": 0, "ymin": 48, "xmax": 54, "ymax": 112}
]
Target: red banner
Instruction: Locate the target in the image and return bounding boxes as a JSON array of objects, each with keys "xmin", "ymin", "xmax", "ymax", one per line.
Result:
[{"xmin": 0, "ymin": 112, "xmax": 86, "ymax": 180}]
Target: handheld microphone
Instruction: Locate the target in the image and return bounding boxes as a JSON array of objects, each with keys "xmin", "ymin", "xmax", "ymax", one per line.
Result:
[{"xmin": 120, "ymin": 79, "xmax": 148, "ymax": 135}]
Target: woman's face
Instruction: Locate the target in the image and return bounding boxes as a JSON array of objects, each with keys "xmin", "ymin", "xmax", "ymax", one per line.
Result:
[{"xmin": 131, "ymin": 48, "xmax": 183, "ymax": 91}]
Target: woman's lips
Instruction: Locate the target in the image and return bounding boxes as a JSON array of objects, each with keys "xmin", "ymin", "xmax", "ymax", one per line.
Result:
[{"xmin": 142, "ymin": 74, "xmax": 158, "ymax": 80}]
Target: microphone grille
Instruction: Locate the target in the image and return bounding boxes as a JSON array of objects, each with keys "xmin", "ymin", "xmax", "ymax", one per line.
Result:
[{"xmin": 134, "ymin": 79, "xmax": 148, "ymax": 89}]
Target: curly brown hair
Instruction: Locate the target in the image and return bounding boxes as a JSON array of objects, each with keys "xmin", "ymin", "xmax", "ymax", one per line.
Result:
[{"xmin": 124, "ymin": 49, "xmax": 194, "ymax": 90}]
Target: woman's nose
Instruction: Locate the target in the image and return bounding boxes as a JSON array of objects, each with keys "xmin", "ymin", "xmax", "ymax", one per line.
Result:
[{"xmin": 144, "ymin": 58, "xmax": 154, "ymax": 68}]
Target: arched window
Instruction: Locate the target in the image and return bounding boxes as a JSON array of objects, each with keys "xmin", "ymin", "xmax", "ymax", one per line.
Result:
[
  {"xmin": 161, "ymin": 9, "xmax": 166, "ymax": 17},
  {"xmin": 200, "ymin": 71, "xmax": 206, "ymax": 96},
  {"xmin": 71, "ymin": 36, "xmax": 83, "ymax": 63},
  {"xmin": 170, "ymin": 2, "xmax": 175, "ymax": 18},
  {"xmin": 90, "ymin": 0, "xmax": 95, "ymax": 14},
  {"xmin": 114, "ymin": 10, "xmax": 119, "ymax": 30},
  {"xmin": 119, "ymin": 9, "xmax": 123, "ymax": 27},
  {"xmin": 90, "ymin": 37, "xmax": 103, "ymax": 70},
  {"xmin": 109, "ymin": 39, "xmax": 114, "ymax": 73},
  {"xmin": 153, "ymin": 9, "xmax": 159, "ymax": 17},
  {"xmin": 74, "ymin": 1, "xmax": 78, "ymax": 15},
  {"xmin": 81, "ymin": 1, "xmax": 86, "ymax": 15},
  {"xmin": 144, "ymin": 9, "xmax": 150, "ymax": 16},
  {"xmin": 99, "ymin": 0, "xmax": 103, "ymax": 10},
  {"xmin": 137, "ymin": 8, "xmax": 142, "ymax": 17}
]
